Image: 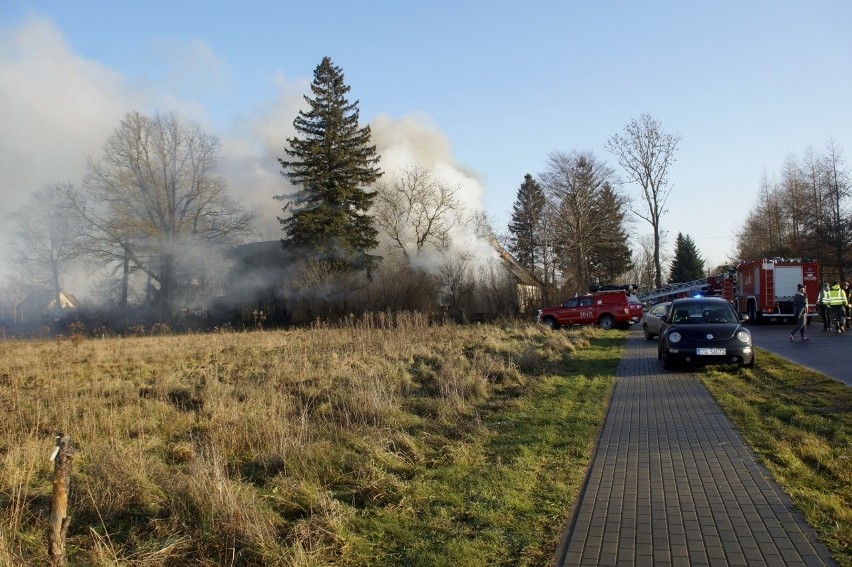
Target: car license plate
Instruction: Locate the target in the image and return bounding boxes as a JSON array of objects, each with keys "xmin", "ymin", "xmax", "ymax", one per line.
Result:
[{"xmin": 696, "ymin": 347, "xmax": 726, "ymax": 356}]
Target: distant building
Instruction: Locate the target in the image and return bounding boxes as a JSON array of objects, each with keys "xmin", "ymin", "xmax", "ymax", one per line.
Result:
[
  {"xmin": 460, "ymin": 235, "xmax": 541, "ymax": 320},
  {"xmin": 490, "ymin": 236, "xmax": 542, "ymax": 313},
  {"xmin": 15, "ymin": 289, "xmax": 80, "ymax": 322}
]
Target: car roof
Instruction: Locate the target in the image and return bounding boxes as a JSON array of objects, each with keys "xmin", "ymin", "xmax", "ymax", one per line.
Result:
[{"xmin": 670, "ymin": 297, "xmax": 729, "ymax": 305}]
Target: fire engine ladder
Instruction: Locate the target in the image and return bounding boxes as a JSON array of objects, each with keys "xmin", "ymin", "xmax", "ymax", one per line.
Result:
[
  {"xmin": 636, "ymin": 277, "xmax": 711, "ymax": 304},
  {"xmin": 763, "ymin": 267, "xmax": 775, "ymax": 311}
]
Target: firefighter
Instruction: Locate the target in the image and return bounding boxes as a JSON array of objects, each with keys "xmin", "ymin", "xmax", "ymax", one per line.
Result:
[
  {"xmin": 826, "ymin": 281, "xmax": 849, "ymax": 333},
  {"xmin": 817, "ymin": 282, "xmax": 831, "ymax": 331}
]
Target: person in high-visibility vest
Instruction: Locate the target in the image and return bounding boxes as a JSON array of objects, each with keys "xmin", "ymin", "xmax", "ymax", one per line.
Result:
[{"xmin": 826, "ymin": 281, "xmax": 849, "ymax": 333}]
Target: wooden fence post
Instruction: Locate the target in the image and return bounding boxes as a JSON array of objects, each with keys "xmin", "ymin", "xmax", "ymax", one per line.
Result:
[{"xmin": 48, "ymin": 433, "xmax": 73, "ymax": 567}]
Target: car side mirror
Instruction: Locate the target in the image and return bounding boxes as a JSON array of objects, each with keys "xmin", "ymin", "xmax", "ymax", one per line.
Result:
[{"xmin": 740, "ymin": 314, "xmax": 749, "ymax": 323}]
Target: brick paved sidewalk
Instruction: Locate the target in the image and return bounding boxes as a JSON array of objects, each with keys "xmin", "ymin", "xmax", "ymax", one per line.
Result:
[{"xmin": 554, "ymin": 330, "xmax": 836, "ymax": 567}]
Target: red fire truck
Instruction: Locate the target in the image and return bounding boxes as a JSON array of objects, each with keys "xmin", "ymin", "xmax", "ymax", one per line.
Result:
[
  {"xmin": 734, "ymin": 258, "xmax": 819, "ymax": 323},
  {"xmin": 636, "ymin": 257, "xmax": 820, "ymax": 324}
]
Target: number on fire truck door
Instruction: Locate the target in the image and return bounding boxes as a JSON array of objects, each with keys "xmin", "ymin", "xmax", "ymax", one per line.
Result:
[{"xmin": 578, "ymin": 297, "xmax": 595, "ymax": 324}]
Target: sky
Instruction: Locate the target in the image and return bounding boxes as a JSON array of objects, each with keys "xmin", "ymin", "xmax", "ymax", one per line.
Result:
[{"xmin": 2, "ymin": 0, "xmax": 851, "ymax": 287}]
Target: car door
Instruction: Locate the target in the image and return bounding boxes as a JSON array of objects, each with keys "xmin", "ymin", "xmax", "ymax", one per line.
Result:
[
  {"xmin": 577, "ymin": 296, "xmax": 596, "ymax": 325},
  {"xmin": 556, "ymin": 298, "xmax": 580, "ymax": 325},
  {"xmin": 646, "ymin": 302, "xmax": 670, "ymax": 335}
]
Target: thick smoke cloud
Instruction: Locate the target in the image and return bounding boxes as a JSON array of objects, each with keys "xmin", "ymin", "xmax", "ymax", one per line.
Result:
[
  {"xmin": 0, "ymin": 17, "xmax": 224, "ymax": 283},
  {"xmin": 0, "ymin": 16, "xmax": 494, "ymax": 296},
  {"xmin": 369, "ymin": 114, "xmax": 497, "ymax": 270},
  {"xmin": 0, "ymin": 17, "xmax": 134, "ymax": 212},
  {"xmin": 219, "ymin": 73, "xmax": 308, "ymax": 240}
]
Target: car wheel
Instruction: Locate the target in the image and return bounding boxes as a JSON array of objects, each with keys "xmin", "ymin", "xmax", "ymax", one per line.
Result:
[
  {"xmin": 643, "ymin": 325, "xmax": 654, "ymax": 341},
  {"xmin": 598, "ymin": 314, "xmax": 615, "ymax": 330},
  {"xmin": 742, "ymin": 353, "xmax": 755, "ymax": 368},
  {"xmin": 542, "ymin": 317, "xmax": 558, "ymax": 330}
]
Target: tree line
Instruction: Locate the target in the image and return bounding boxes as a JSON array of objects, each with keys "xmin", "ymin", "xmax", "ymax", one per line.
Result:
[
  {"xmin": 736, "ymin": 141, "xmax": 851, "ymax": 281},
  {"xmin": 0, "ymin": 58, "xmax": 530, "ymax": 332},
  {"xmin": 506, "ymin": 114, "xmax": 681, "ymax": 306},
  {"xmin": 0, "ymin": 57, "xmax": 688, "ymax": 332},
  {"xmin": 507, "ymin": 125, "xmax": 851, "ymax": 299},
  {"xmin": 8, "ymin": 54, "xmax": 839, "ymax": 334}
]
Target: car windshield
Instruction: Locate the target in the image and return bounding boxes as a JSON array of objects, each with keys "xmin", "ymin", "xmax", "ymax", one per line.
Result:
[{"xmin": 670, "ymin": 303, "xmax": 738, "ymax": 324}]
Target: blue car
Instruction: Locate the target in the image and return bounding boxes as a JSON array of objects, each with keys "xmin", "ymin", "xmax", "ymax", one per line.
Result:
[{"xmin": 658, "ymin": 297, "xmax": 755, "ymax": 370}]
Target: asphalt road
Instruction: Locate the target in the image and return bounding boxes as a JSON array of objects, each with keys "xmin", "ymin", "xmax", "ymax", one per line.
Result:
[{"xmin": 745, "ymin": 322, "xmax": 852, "ymax": 386}]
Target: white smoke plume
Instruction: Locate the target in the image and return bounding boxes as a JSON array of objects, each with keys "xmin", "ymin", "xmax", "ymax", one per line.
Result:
[
  {"xmin": 0, "ymin": 17, "xmax": 135, "ymax": 213},
  {"xmin": 0, "ymin": 16, "xmax": 231, "ymax": 288},
  {"xmin": 0, "ymin": 16, "xmax": 497, "ymax": 303},
  {"xmin": 369, "ymin": 114, "xmax": 498, "ymax": 271},
  {"xmin": 219, "ymin": 72, "xmax": 308, "ymax": 241}
]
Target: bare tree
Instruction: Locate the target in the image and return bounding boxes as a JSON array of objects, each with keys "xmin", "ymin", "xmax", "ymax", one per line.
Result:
[
  {"xmin": 630, "ymin": 234, "xmax": 659, "ymax": 292},
  {"xmin": 735, "ymin": 143, "xmax": 850, "ymax": 273},
  {"xmin": 735, "ymin": 140, "xmax": 851, "ymax": 279},
  {"xmin": 9, "ymin": 184, "xmax": 81, "ymax": 317},
  {"xmin": 477, "ymin": 259, "xmax": 515, "ymax": 317},
  {"xmin": 821, "ymin": 140, "xmax": 851, "ymax": 280},
  {"xmin": 541, "ymin": 151, "xmax": 598, "ymax": 291},
  {"xmin": 61, "ymin": 184, "xmax": 140, "ymax": 325},
  {"xmin": 291, "ymin": 257, "xmax": 344, "ymax": 322},
  {"xmin": 736, "ymin": 172, "xmax": 787, "ymax": 259},
  {"xmin": 801, "ymin": 145, "xmax": 827, "ymax": 254},
  {"xmin": 437, "ymin": 251, "xmax": 475, "ymax": 319},
  {"xmin": 82, "ymin": 111, "xmax": 254, "ymax": 320},
  {"xmin": 0, "ymin": 274, "xmax": 31, "ymax": 325},
  {"xmin": 779, "ymin": 154, "xmax": 807, "ymax": 255},
  {"xmin": 540, "ymin": 151, "xmax": 623, "ymax": 293},
  {"xmin": 538, "ymin": 202, "xmax": 561, "ymax": 305},
  {"xmin": 607, "ymin": 114, "xmax": 681, "ymax": 289},
  {"xmin": 361, "ymin": 261, "xmax": 439, "ymax": 312},
  {"xmin": 373, "ymin": 163, "xmax": 463, "ymax": 261}
]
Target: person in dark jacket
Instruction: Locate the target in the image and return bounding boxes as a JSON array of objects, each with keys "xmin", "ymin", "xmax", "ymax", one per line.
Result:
[
  {"xmin": 789, "ymin": 283, "xmax": 809, "ymax": 341},
  {"xmin": 817, "ymin": 282, "xmax": 830, "ymax": 331}
]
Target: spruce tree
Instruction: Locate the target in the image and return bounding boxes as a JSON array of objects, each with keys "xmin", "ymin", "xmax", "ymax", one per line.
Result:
[
  {"xmin": 668, "ymin": 232, "xmax": 705, "ymax": 283},
  {"xmin": 508, "ymin": 174, "xmax": 546, "ymax": 275},
  {"xmin": 589, "ymin": 182, "xmax": 634, "ymax": 283},
  {"xmin": 278, "ymin": 57, "xmax": 382, "ymax": 272}
]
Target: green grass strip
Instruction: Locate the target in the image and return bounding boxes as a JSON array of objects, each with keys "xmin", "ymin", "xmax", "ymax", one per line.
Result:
[
  {"xmin": 347, "ymin": 332, "xmax": 624, "ymax": 566},
  {"xmin": 699, "ymin": 348, "xmax": 852, "ymax": 567}
]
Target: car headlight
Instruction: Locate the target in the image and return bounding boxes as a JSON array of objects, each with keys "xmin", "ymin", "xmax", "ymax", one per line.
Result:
[
  {"xmin": 668, "ymin": 331, "xmax": 682, "ymax": 343},
  {"xmin": 736, "ymin": 330, "xmax": 751, "ymax": 343}
]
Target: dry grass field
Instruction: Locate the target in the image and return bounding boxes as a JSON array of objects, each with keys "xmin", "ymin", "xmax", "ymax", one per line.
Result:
[{"xmin": 0, "ymin": 315, "xmax": 621, "ymax": 566}]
